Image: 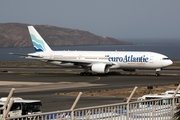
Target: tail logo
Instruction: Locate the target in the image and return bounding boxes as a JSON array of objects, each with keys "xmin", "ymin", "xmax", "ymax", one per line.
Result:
[{"xmin": 30, "ymin": 34, "xmax": 45, "ymax": 52}]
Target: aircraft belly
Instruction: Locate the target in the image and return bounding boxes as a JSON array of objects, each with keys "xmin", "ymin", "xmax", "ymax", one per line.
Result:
[
  {"xmin": 59, "ymin": 63, "xmax": 81, "ymax": 68},
  {"xmin": 119, "ymin": 62, "xmax": 154, "ymax": 69}
]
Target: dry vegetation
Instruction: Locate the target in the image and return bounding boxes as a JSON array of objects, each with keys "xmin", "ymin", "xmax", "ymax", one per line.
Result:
[{"xmin": 56, "ymin": 84, "xmax": 180, "ymax": 98}]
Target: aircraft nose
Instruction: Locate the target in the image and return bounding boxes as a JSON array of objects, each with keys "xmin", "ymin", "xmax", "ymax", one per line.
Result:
[
  {"xmin": 169, "ymin": 60, "xmax": 173, "ymax": 66},
  {"xmin": 166, "ymin": 60, "xmax": 173, "ymax": 66},
  {"xmin": 162, "ymin": 59, "xmax": 173, "ymax": 67}
]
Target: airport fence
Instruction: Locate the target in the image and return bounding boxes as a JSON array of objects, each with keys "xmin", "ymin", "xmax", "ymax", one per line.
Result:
[
  {"xmin": 5, "ymin": 96, "xmax": 179, "ymax": 120},
  {"xmin": 4, "ymin": 85, "xmax": 180, "ymax": 120},
  {"xmin": 0, "ymin": 85, "xmax": 180, "ymax": 120}
]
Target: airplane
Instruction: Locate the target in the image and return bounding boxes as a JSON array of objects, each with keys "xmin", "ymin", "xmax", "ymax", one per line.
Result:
[{"xmin": 12, "ymin": 26, "xmax": 173, "ymax": 76}]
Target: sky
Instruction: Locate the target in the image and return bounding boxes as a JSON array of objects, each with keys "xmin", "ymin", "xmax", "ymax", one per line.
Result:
[{"xmin": 0, "ymin": 0, "xmax": 180, "ymax": 40}]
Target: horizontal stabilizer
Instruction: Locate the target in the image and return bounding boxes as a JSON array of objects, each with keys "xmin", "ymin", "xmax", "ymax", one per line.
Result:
[{"xmin": 9, "ymin": 53, "xmax": 42, "ymax": 58}]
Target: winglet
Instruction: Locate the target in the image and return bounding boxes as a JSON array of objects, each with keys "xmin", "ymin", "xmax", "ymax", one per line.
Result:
[{"xmin": 28, "ymin": 26, "xmax": 52, "ymax": 52}]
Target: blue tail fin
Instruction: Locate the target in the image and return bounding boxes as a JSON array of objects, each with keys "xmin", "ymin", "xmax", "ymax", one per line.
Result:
[{"xmin": 28, "ymin": 26, "xmax": 52, "ymax": 52}]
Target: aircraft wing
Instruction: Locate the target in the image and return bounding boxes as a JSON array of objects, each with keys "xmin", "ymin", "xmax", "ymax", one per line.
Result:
[
  {"xmin": 10, "ymin": 53, "xmax": 114, "ymax": 66},
  {"xmin": 26, "ymin": 56, "xmax": 114, "ymax": 66}
]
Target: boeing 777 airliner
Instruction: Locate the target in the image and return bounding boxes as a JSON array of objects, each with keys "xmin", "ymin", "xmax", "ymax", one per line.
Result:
[{"xmin": 13, "ymin": 26, "xmax": 173, "ymax": 76}]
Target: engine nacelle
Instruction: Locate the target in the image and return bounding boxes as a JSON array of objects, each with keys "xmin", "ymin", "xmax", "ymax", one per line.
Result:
[{"xmin": 91, "ymin": 63, "xmax": 109, "ymax": 74}]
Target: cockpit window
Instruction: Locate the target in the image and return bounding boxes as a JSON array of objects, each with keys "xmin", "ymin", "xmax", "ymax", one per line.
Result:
[{"xmin": 162, "ymin": 58, "xmax": 170, "ymax": 60}]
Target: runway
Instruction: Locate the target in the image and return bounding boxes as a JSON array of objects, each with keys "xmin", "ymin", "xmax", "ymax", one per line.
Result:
[{"xmin": 0, "ymin": 68, "xmax": 179, "ymax": 112}]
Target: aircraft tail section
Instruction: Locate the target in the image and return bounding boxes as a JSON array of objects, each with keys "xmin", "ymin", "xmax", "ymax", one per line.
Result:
[{"xmin": 28, "ymin": 26, "xmax": 52, "ymax": 52}]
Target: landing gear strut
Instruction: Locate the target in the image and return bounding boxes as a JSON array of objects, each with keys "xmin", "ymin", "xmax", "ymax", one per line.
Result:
[{"xmin": 155, "ymin": 68, "xmax": 161, "ymax": 77}]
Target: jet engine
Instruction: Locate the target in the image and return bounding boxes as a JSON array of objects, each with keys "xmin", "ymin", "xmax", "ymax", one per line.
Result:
[{"xmin": 91, "ymin": 63, "xmax": 109, "ymax": 73}]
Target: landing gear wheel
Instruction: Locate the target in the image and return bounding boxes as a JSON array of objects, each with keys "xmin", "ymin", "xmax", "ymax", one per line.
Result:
[
  {"xmin": 84, "ymin": 72, "xmax": 88, "ymax": 76},
  {"xmin": 89, "ymin": 72, "xmax": 93, "ymax": 76},
  {"xmin": 80, "ymin": 72, "xmax": 93, "ymax": 76},
  {"xmin": 80, "ymin": 72, "xmax": 84, "ymax": 76},
  {"xmin": 155, "ymin": 72, "xmax": 160, "ymax": 77}
]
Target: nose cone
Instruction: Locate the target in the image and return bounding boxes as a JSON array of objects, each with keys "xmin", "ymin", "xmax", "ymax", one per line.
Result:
[
  {"xmin": 169, "ymin": 60, "xmax": 173, "ymax": 66},
  {"xmin": 169, "ymin": 60, "xmax": 173, "ymax": 65},
  {"xmin": 163, "ymin": 60, "xmax": 173, "ymax": 67}
]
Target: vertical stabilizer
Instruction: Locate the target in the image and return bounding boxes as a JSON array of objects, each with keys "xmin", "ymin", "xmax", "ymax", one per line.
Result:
[{"xmin": 28, "ymin": 26, "xmax": 52, "ymax": 52}]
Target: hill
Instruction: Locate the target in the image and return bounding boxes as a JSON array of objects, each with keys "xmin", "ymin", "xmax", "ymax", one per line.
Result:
[{"xmin": 0, "ymin": 23, "xmax": 132, "ymax": 47}]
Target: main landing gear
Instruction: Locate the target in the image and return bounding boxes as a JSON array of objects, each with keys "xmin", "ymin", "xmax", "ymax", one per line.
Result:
[
  {"xmin": 80, "ymin": 67, "xmax": 93, "ymax": 76},
  {"xmin": 155, "ymin": 68, "xmax": 161, "ymax": 77},
  {"xmin": 80, "ymin": 72, "xmax": 93, "ymax": 76}
]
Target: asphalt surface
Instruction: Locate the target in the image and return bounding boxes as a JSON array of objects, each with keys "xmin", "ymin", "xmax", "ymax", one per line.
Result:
[{"xmin": 0, "ymin": 68, "xmax": 179, "ymax": 112}]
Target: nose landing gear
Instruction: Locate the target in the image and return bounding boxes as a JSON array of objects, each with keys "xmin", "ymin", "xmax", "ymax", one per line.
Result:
[
  {"xmin": 155, "ymin": 72, "xmax": 160, "ymax": 77},
  {"xmin": 155, "ymin": 68, "xmax": 161, "ymax": 77}
]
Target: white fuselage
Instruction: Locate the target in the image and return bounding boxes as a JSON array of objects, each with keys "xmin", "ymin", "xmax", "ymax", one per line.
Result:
[{"xmin": 28, "ymin": 51, "xmax": 173, "ymax": 70}]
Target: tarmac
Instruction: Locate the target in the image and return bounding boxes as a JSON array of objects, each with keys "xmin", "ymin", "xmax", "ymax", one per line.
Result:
[{"xmin": 0, "ymin": 67, "xmax": 179, "ymax": 112}]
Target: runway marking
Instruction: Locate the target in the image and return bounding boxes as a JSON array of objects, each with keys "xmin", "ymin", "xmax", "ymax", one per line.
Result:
[
  {"xmin": 0, "ymin": 81, "xmax": 106, "ymax": 93},
  {"xmin": 0, "ymin": 81, "xmax": 53, "ymax": 86},
  {"xmin": 89, "ymin": 77, "xmax": 101, "ymax": 82}
]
